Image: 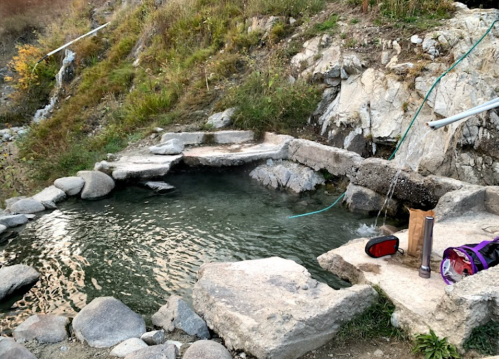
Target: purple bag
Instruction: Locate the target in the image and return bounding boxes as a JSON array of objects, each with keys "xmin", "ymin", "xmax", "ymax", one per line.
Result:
[{"xmin": 441, "ymin": 237, "xmax": 499, "ymax": 284}]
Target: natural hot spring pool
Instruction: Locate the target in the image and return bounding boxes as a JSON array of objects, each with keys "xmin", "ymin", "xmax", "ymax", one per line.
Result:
[{"xmin": 0, "ymin": 165, "xmax": 379, "ymax": 333}]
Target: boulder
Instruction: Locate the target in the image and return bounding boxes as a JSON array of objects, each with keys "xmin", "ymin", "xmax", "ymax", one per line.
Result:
[
  {"xmin": 485, "ymin": 187, "xmax": 499, "ymax": 215},
  {"xmin": 0, "ymin": 224, "xmax": 6, "ymax": 235},
  {"xmin": 77, "ymin": 171, "xmax": 115, "ymax": 200},
  {"xmin": 0, "ymin": 265, "xmax": 40, "ymax": 302},
  {"xmin": 141, "ymin": 181, "xmax": 175, "ymax": 193},
  {"xmin": 0, "ymin": 214, "xmax": 28, "ymax": 228},
  {"xmin": 0, "ymin": 337, "xmax": 36, "ymax": 359},
  {"xmin": 124, "ymin": 343, "xmax": 178, "ymax": 359},
  {"xmin": 152, "ymin": 295, "xmax": 210, "ymax": 339},
  {"xmin": 435, "ymin": 187, "xmax": 486, "ymax": 221},
  {"xmin": 10, "ymin": 198, "xmax": 45, "ymax": 214},
  {"xmin": 250, "ymin": 160, "xmax": 324, "ymax": 193},
  {"xmin": 54, "ymin": 176, "xmax": 85, "ymax": 196},
  {"xmin": 96, "ymin": 155, "xmax": 183, "ymax": 181},
  {"xmin": 288, "ymin": 139, "xmax": 363, "ymax": 178},
  {"xmin": 149, "ymin": 139, "xmax": 184, "ymax": 155},
  {"xmin": 4, "ymin": 196, "xmax": 27, "ymax": 211},
  {"xmin": 110, "ymin": 338, "xmax": 148, "ymax": 358},
  {"xmin": 193, "ymin": 257, "xmax": 377, "ymax": 359},
  {"xmin": 183, "ymin": 340, "xmax": 232, "ymax": 359},
  {"xmin": 344, "ymin": 183, "xmax": 399, "ymax": 216},
  {"xmin": 13, "ymin": 314, "xmax": 69, "ymax": 343},
  {"xmin": 72, "ymin": 297, "xmax": 146, "ymax": 348},
  {"xmin": 32, "ymin": 186, "xmax": 66, "ymax": 204},
  {"xmin": 140, "ymin": 330, "xmax": 165, "ymax": 345},
  {"xmin": 207, "ymin": 108, "xmax": 236, "ymax": 129}
]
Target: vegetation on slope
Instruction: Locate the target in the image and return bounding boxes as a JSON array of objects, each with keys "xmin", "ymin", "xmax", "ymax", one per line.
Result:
[{"xmin": 1, "ymin": 0, "xmax": 456, "ymax": 191}]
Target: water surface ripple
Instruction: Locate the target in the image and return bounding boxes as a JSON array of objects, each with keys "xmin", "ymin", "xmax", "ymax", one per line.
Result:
[{"xmin": 0, "ymin": 167, "xmax": 376, "ymax": 332}]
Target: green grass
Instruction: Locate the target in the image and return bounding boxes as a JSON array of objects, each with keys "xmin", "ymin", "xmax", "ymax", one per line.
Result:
[
  {"xmin": 334, "ymin": 286, "xmax": 407, "ymax": 341},
  {"xmin": 463, "ymin": 321, "xmax": 499, "ymax": 356}
]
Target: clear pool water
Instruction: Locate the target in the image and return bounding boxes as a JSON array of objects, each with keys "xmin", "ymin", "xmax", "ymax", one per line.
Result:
[{"xmin": 0, "ymin": 165, "xmax": 379, "ymax": 333}]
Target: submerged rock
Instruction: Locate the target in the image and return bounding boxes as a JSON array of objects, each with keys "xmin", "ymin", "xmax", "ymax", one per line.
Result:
[
  {"xmin": 183, "ymin": 340, "xmax": 232, "ymax": 359},
  {"xmin": 72, "ymin": 296, "xmax": 146, "ymax": 348},
  {"xmin": 193, "ymin": 257, "xmax": 377, "ymax": 359},
  {"xmin": 77, "ymin": 171, "xmax": 115, "ymax": 200},
  {"xmin": 152, "ymin": 295, "xmax": 210, "ymax": 339},
  {"xmin": 0, "ymin": 214, "xmax": 29, "ymax": 228},
  {"xmin": 141, "ymin": 181, "xmax": 175, "ymax": 194},
  {"xmin": 0, "ymin": 265, "xmax": 40, "ymax": 302},
  {"xmin": 13, "ymin": 314, "xmax": 69, "ymax": 343},
  {"xmin": 0, "ymin": 337, "xmax": 36, "ymax": 359},
  {"xmin": 250, "ymin": 160, "xmax": 325, "ymax": 193},
  {"xmin": 110, "ymin": 338, "xmax": 148, "ymax": 358},
  {"xmin": 54, "ymin": 176, "xmax": 85, "ymax": 196}
]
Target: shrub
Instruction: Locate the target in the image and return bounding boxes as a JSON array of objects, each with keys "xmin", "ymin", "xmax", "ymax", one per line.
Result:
[{"xmin": 412, "ymin": 329, "xmax": 460, "ymax": 359}]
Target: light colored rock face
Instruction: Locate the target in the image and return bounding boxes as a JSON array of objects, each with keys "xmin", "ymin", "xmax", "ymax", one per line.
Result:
[
  {"xmin": 54, "ymin": 176, "xmax": 85, "ymax": 196},
  {"xmin": 193, "ymin": 257, "xmax": 377, "ymax": 359},
  {"xmin": 0, "ymin": 337, "xmax": 36, "ymax": 359},
  {"xmin": 344, "ymin": 183, "xmax": 399, "ymax": 216},
  {"xmin": 32, "ymin": 186, "xmax": 67, "ymax": 204},
  {"xmin": 124, "ymin": 343, "xmax": 178, "ymax": 359},
  {"xmin": 213, "ymin": 130, "xmax": 254, "ymax": 144},
  {"xmin": 152, "ymin": 295, "xmax": 210, "ymax": 339},
  {"xmin": 183, "ymin": 133, "xmax": 293, "ymax": 167},
  {"xmin": 110, "ymin": 338, "xmax": 148, "ymax": 358},
  {"xmin": 183, "ymin": 340, "xmax": 232, "ymax": 359},
  {"xmin": 140, "ymin": 330, "xmax": 166, "ymax": 345},
  {"xmin": 0, "ymin": 214, "xmax": 29, "ymax": 228},
  {"xmin": 0, "ymin": 224, "xmax": 6, "ymax": 235},
  {"xmin": 77, "ymin": 171, "xmax": 115, "ymax": 200},
  {"xmin": 302, "ymin": 8, "xmax": 499, "ymax": 186},
  {"xmin": 149, "ymin": 139, "xmax": 184, "ymax": 155},
  {"xmin": 288, "ymin": 139, "xmax": 363, "ymax": 179},
  {"xmin": 72, "ymin": 296, "xmax": 146, "ymax": 348},
  {"xmin": 0, "ymin": 264, "xmax": 40, "ymax": 302},
  {"xmin": 95, "ymin": 155, "xmax": 183, "ymax": 181},
  {"xmin": 10, "ymin": 198, "xmax": 45, "ymax": 214},
  {"xmin": 13, "ymin": 314, "xmax": 69, "ymax": 343},
  {"xmin": 250, "ymin": 160, "xmax": 325, "ymax": 193},
  {"xmin": 207, "ymin": 108, "xmax": 236, "ymax": 129}
]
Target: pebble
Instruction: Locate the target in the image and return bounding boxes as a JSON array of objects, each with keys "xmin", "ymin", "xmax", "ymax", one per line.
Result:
[{"xmin": 374, "ymin": 349, "xmax": 384, "ymax": 357}]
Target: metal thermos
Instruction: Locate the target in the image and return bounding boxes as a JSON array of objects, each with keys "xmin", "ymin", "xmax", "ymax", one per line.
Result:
[{"xmin": 419, "ymin": 216, "xmax": 434, "ymax": 279}]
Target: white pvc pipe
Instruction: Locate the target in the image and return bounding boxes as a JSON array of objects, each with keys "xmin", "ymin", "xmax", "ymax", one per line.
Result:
[
  {"xmin": 36, "ymin": 22, "xmax": 110, "ymax": 64},
  {"xmin": 427, "ymin": 97, "xmax": 499, "ymax": 130}
]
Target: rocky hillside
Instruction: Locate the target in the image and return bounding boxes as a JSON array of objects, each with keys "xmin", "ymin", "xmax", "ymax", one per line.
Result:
[{"xmin": 0, "ymin": 0, "xmax": 498, "ymax": 200}]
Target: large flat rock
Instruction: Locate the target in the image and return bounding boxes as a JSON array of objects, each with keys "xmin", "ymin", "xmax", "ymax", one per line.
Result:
[
  {"xmin": 318, "ymin": 208, "xmax": 499, "ymax": 347},
  {"xmin": 193, "ymin": 257, "xmax": 377, "ymax": 359},
  {"xmin": 288, "ymin": 139, "xmax": 363, "ymax": 178},
  {"xmin": 0, "ymin": 264, "xmax": 40, "ymax": 302},
  {"xmin": 183, "ymin": 133, "xmax": 293, "ymax": 167},
  {"xmin": 97, "ymin": 155, "xmax": 182, "ymax": 181}
]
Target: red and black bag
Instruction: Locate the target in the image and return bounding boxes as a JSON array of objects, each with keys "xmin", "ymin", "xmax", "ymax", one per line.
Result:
[{"xmin": 365, "ymin": 235, "xmax": 400, "ymax": 258}]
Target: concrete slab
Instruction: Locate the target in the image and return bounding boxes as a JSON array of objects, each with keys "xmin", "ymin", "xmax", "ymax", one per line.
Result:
[
  {"xmin": 183, "ymin": 133, "xmax": 293, "ymax": 167},
  {"xmin": 97, "ymin": 155, "xmax": 183, "ymax": 181},
  {"xmin": 318, "ymin": 210, "xmax": 499, "ymax": 347},
  {"xmin": 160, "ymin": 131, "xmax": 254, "ymax": 146}
]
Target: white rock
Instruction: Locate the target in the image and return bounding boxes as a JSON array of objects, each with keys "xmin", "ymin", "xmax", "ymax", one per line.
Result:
[
  {"xmin": 14, "ymin": 315, "xmax": 69, "ymax": 343},
  {"xmin": 150, "ymin": 139, "xmax": 184, "ymax": 155},
  {"xmin": 110, "ymin": 338, "xmax": 148, "ymax": 357},
  {"xmin": 77, "ymin": 171, "xmax": 115, "ymax": 200},
  {"xmin": 207, "ymin": 108, "xmax": 236, "ymax": 129},
  {"xmin": 410, "ymin": 35, "xmax": 422, "ymax": 44},
  {"xmin": 140, "ymin": 330, "xmax": 165, "ymax": 345},
  {"xmin": 10, "ymin": 198, "xmax": 45, "ymax": 214},
  {"xmin": 54, "ymin": 177, "xmax": 85, "ymax": 196},
  {"xmin": 0, "ymin": 224, "xmax": 6, "ymax": 235},
  {"xmin": 33, "ymin": 185, "xmax": 66, "ymax": 204}
]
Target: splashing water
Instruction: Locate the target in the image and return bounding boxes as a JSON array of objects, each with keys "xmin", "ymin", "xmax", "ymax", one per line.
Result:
[{"xmin": 356, "ymin": 223, "xmax": 378, "ymax": 237}]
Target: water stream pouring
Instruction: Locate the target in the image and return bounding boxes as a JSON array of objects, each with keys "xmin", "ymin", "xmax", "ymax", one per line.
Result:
[{"xmin": 419, "ymin": 216, "xmax": 434, "ymax": 279}]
